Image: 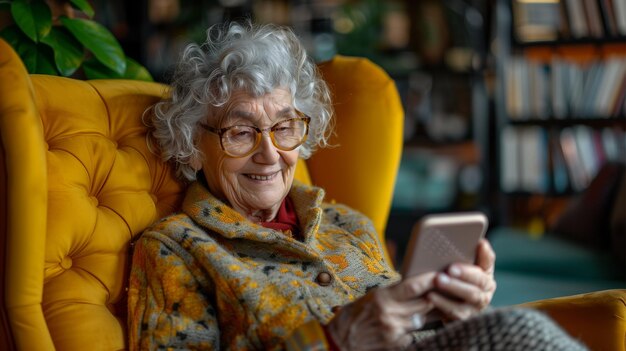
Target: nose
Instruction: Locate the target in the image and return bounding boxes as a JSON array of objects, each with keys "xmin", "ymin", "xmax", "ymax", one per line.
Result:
[{"xmin": 252, "ymin": 131, "xmax": 280, "ymax": 163}]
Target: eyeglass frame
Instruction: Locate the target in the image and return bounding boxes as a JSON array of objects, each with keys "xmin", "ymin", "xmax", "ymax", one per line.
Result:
[{"xmin": 199, "ymin": 112, "xmax": 311, "ymax": 158}]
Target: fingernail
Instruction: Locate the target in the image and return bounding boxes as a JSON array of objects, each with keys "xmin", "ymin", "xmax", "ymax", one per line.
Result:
[
  {"xmin": 438, "ymin": 273, "xmax": 450, "ymax": 284},
  {"xmin": 449, "ymin": 265, "xmax": 461, "ymax": 277}
]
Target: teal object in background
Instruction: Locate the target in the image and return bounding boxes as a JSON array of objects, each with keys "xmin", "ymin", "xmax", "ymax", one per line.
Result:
[
  {"xmin": 392, "ymin": 151, "xmax": 458, "ymax": 211},
  {"xmin": 489, "ymin": 227, "xmax": 625, "ymax": 307}
]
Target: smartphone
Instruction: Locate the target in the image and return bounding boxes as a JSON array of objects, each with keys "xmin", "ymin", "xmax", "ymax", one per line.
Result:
[{"xmin": 401, "ymin": 212, "xmax": 488, "ymax": 278}]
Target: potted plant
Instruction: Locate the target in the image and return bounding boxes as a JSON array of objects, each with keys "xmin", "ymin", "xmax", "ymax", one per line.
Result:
[{"xmin": 0, "ymin": 0, "xmax": 152, "ymax": 80}]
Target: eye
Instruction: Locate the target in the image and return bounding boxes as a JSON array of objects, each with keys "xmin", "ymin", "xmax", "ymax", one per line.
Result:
[
  {"xmin": 234, "ymin": 129, "xmax": 253, "ymax": 137},
  {"xmin": 273, "ymin": 121, "xmax": 297, "ymax": 135},
  {"xmin": 224, "ymin": 126, "xmax": 256, "ymax": 141},
  {"xmin": 275, "ymin": 125, "xmax": 293, "ymax": 132}
]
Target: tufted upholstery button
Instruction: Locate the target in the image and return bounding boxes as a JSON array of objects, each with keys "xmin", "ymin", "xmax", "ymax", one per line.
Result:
[
  {"xmin": 315, "ymin": 272, "xmax": 332, "ymax": 286},
  {"xmin": 89, "ymin": 196, "xmax": 98, "ymax": 206},
  {"xmin": 60, "ymin": 256, "xmax": 72, "ymax": 269}
]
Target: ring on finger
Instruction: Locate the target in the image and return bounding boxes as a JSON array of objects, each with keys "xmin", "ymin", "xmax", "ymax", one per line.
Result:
[{"xmin": 410, "ymin": 313, "xmax": 424, "ymax": 330}]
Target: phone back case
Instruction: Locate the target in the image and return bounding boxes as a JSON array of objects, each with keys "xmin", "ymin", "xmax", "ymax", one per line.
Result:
[{"xmin": 401, "ymin": 212, "xmax": 488, "ymax": 277}]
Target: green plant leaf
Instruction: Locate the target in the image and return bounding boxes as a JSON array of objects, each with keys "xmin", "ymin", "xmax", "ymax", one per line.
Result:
[
  {"xmin": 69, "ymin": 0, "xmax": 94, "ymax": 18},
  {"xmin": 0, "ymin": 25, "xmax": 26, "ymax": 50},
  {"xmin": 1, "ymin": 25, "xmax": 57, "ymax": 76},
  {"xmin": 82, "ymin": 56, "xmax": 121, "ymax": 79},
  {"xmin": 32, "ymin": 44, "xmax": 58, "ymax": 74},
  {"xmin": 16, "ymin": 39, "xmax": 37, "ymax": 71},
  {"xmin": 41, "ymin": 27, "xmax": 84, "ymax": 76},
  {"xmin": 124, "ymin": 57, "xmax": 153, "ymax": 81},
  {"xmin": 11, "ymin": 0, "xmax": 52, "ymax": 42},
  {"xmin": 0, "ymin": 26, "xmax": 56, "ymax": 74},
  {"xmin": 83, "ymin": 57, "xmax": 153, "ymax": 81},
  {"xmin": 60, "ymin": 17, "xmax": 126, "ymax": 75},
  {"xmin": 12, "ymin": 39, "xmax": 57, "ymax": 74}
]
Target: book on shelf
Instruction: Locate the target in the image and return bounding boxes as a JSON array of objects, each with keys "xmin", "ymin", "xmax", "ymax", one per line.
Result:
[
  {"xmin": 501, "ymin": 125, "xmax": 625, "ymax": 194},
  {"xmin": 557, "ymin": 0, "xmax": 626, "ymax": 39},
  {"xmin": 512, "ymin": 0, "xmax": 561, "ymax": 41},
  {"xmin": 615, "ymin": 0, "xmax": 626, "ymax": 35},
  {"xmin": 601, "ymin": 127, "xmax": 626, "ymax": 162},
  {"xmin": 551, "ymin": 59, "xmax": 568, "ymax": 119},
  {"xmin": 559, "ymin": 126, "xmax": 625, "ymax": 192},
  {"xmin": 505, "ymin": 56, "xmax": 626, "ymax": 120},
  {"xmin": 574, "ymin": 125, "xmax": 601, "ymax": 180},
  {"xmin": 560, "ymin": 127, "xmax": 590, "ymax": 191},
  {"xmin": 596, "ymin": 59, "xmax": 626, "ymax": 115},
  {"xmin": 563, "ymin": 0, "xmax": 590, "ymax": 38},
  {"xmin": 531, "ymin": 64, "xmax": 551, "ymax": 119},
  {"xmin": 610, "ymin": 70, "xmax": 626, "ymax": 115},
  {"xmin": 550, "ymin": 133, "xmax": 570, "ymax": 193},
  {"xmin": 500, "ymin": 126, "xmax": 520, "ymax": 192},
  {"xmin": 568, "ymin": 62, "xmax": 585, "ymax": 117},
  {"xmin": 581, "ymin": 62, "xmax": 603, "ymax": 117},
  {"xmin": 591, "ymin": 128, "xmax": 608, "ymax": 166},
  {"xmin": 499, "ymin": 126, "xmax": 549, "ymax": 193},
  {"xmin": 599, "ymin": 0, "xmax": 620, "ymax": 36},
  {"xmin": 520, "ymin": 126, "xmax": 550, "ymax": 192},
  {"xmin": 582, "ymin": 0, "xmax": 606, "ymax": 38}
]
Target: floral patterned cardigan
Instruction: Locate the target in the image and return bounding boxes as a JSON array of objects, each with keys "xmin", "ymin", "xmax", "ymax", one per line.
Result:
[{"xmin": 128, "ymin": 181, "xmax": 399, "ymax": 350}]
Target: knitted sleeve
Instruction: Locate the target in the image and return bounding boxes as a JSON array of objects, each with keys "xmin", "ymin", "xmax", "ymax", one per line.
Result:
[{"xmin": 127, "ymin": 233, "xmax": 219, "ymax": 350}]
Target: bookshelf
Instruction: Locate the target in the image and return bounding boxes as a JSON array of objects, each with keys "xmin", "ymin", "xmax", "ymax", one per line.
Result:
[{"xmin": 493, "ymin": 0, "xmax": 626, "ymax": 229}]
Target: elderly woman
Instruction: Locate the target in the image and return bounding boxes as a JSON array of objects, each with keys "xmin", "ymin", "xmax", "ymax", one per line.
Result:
[{"xmin": 128, "ymin": 23, "xmax": 586, "ymax": 350}]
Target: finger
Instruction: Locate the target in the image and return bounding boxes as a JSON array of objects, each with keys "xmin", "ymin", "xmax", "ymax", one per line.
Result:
[
  {"xmin": 476, "ymin": 239, "xmax": 496, "ymax": 273},
  {"xmin": 388, "ymin": 272, "xmax": 436, "ymax": 301},
  {"xmin": 435, "ymin": 272, "xmax": 493, "ymax": 308},
  {"xmin": 447, "ymin": 264, "xmax": 496, "ymax": 293},
  {"xmin": 380, "ymin": 297, "xmax": 434, "ymax": 318},
  {"xmin": 428, "ymin": 291, "xmax": 476, "ymax": 321},
  {"xmin": 343, "ymin": 326, "xmax": 407, "ymax": 351},
  {"xmin": 370, "ymin": 295, "xmax": 435, "ymax": 326},
  {"xmin": 350, "ymin": 312, "xmax": 418, "ymax": 349}
]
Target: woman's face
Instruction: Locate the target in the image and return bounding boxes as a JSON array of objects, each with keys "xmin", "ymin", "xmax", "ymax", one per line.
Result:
[{"xmin": 197, "ymin": 88, "xmax": 300, "ymax": 222}]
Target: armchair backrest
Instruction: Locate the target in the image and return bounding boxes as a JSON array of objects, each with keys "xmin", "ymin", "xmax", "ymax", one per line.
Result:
[{"xmin": 0, "ymin": 38, "xmax": 403, "ymax": 350}]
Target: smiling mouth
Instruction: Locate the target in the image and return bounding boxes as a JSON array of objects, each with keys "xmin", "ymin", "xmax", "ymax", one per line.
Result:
[{"xmin": 245, "ymin": 172, "xmax": 278, "ymax": 181}]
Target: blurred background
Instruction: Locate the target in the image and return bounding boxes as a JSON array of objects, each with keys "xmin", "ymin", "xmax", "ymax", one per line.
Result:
[{"xmin": 10, "ymin": 0, "xmax": 626, "ymax": 305}]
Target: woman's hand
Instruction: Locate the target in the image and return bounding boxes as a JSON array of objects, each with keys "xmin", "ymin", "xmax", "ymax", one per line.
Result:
[
  {"xmin": 428, "ymin": 239, "xmax": 497, "ymax": 321},
  {"xmin": 326, "ymin": 272, "xmax": 437, "ymax": 351}
]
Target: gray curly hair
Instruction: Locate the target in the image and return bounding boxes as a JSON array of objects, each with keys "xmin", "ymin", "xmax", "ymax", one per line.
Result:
[{"xmin": 149, "ymin": 22, "xmax": 334, "ymax": 181}]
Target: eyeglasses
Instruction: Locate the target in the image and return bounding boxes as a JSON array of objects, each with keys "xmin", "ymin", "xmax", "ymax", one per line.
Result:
[{"xmin": 200, "ymin": 113, "xmax": 311, "ymax": 158}]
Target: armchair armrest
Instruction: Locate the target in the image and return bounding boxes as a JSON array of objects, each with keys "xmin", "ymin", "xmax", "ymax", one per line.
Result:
[{"xmin": 521, "ymin": 289, "xmax": 626, "ymax": 351}]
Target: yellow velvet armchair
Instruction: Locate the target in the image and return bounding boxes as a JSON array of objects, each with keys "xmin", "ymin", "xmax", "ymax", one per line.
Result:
[
  {"xmin": 0, "ymin": 37, "xmax": 624, "ymax": 351},
  {"xmin": 0, "ymin": 37, "xmax": 402, "ymax": 350}
]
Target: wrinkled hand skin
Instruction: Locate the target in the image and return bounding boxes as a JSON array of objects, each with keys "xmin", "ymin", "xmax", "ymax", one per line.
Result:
[
  {"xmin": 326, "ymin": 272, "xmax": 436, "ymax": 351},
  {"xmin": 428, "ymin": 239, "xmax": 497, "ymax": 321},
  {"xmin": 326, "ymin": 239, "xmax": 497, "ymax": 350}
]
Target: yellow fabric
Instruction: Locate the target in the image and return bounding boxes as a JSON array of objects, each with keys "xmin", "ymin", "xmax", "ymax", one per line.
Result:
[
  {"xmin": 314, "ymin": 57, "xmax": 404, "ymax": 240},
  {"xmin": 521, "ymin": 289, "xmax": 626, "ymax": 351},
  {"xmin": 0, "ymin": 38, "xmax": 53, "ymax": 351},
  {"xmin": 0, "ymin": 38, "xmax": 185, "ymax": 350}
]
